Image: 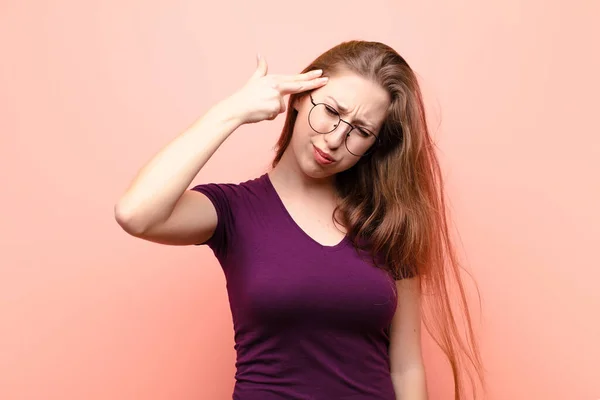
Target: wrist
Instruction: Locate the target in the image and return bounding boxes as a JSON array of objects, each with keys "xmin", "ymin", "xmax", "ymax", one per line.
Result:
[
  {"xmin": 212, "ymin": 94, "xmax": 248, "ymax": 127},
  {"xmin": 186, "ymin": 98, "xmax": 245, "ymax": 143}
]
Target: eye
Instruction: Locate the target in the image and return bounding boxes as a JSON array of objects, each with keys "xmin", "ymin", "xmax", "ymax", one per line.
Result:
[
  {"xmin": 356, "ymin": 128, "xmax": 372, "ymax": 138},
  {"xmin": 324, "ymin": 105, "xmax": 339, "ymax": 116}
]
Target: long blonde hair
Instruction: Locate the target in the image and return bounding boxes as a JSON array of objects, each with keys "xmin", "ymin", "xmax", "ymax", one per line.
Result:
[{"xmin": 273, "ymin": 40, "xmax": 485, "ymax": 399}]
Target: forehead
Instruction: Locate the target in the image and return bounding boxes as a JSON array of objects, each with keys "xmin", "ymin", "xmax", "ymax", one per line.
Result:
[{"xmin": 314, "ymin": 70, "xmax": 390, "ymax": 122}]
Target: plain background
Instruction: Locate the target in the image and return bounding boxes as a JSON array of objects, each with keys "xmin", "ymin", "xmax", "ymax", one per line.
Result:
[{"xmin": 1, "ymin": 1, "xmax": 598, "ymax": 399}]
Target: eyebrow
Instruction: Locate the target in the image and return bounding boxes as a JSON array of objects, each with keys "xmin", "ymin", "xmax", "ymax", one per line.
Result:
[{"xmin": 325, "ymin": 96, "xmax": 375, "ymax": 131}]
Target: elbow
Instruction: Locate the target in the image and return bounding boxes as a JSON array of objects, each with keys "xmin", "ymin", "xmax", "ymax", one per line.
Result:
[
  {"xmin": 391, "ymin": 362, "xmax": 426, "ymax": 380},
  {"xmin": 114, "ymin": 201, "xmax": 149, "ymax": 237},
  {"xmin": 391, "ymin": 365, "xmax": 428, "ymax": 400}
]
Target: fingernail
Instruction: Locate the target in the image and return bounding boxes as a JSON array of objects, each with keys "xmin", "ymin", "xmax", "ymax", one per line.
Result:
[{"xmin": 313, "ymin": 69, "xmax": 323, "ymax": 75}]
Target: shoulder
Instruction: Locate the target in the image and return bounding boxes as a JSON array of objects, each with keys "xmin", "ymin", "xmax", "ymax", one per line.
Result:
[
  {"xmin": 191, "ymin": 173, "xmax": 269, "ymax": 201},
  {"xmin": 189, "ymin": 173, "xmax": 271, "ymax": 255}
]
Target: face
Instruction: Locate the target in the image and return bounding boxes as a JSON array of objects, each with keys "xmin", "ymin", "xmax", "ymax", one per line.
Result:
[{"xmin": 288, "ymin": 69, "xmax": 391, "ymax": 180}]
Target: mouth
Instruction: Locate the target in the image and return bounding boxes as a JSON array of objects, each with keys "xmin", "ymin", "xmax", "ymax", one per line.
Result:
[{"xmin": 313, "ymin": 145, "xmax": 335, "ymax": 165}]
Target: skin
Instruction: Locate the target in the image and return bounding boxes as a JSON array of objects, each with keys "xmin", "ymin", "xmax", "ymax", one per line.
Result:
[
  {"xmin": 115, "ymin": 55, "xmax": 427, "ymax": 399},
  {"xmin": 268, "ymin": 69, "xmax": 392, "ymax": 246}
]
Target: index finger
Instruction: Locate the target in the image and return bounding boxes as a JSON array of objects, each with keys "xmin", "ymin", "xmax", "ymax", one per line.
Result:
[
  {"xmin": 273, "ymin": 69, "xmax": 324, "ymax": 83},
  {"xmin": 276, "ymin": 76, "xmax": 328, "ymax": 95}
]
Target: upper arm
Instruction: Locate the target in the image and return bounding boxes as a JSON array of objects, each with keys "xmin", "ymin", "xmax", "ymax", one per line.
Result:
[
  {"xmin": 127, "ymin": 189, "xmax": 219, "ymax": 246},
  {"xmin": 389, "ymin": 276, "xmax": 425, "ymax": 373}
]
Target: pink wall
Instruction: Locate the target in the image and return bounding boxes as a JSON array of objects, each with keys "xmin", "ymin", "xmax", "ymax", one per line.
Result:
[{"xmin": 1, "ymin": 1, "xmax": 598, "ymax": 399}]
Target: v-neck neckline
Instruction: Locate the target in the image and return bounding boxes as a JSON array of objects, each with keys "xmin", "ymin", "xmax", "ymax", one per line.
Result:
[{"xmin": 263, "ymin": 173, "xmax": 350, "ymax": 252}]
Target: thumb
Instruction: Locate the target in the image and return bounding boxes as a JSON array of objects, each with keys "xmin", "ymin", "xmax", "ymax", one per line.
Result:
[{"xmin": 251, "ymin": 53, "xmax": 268, "ymax": 79}]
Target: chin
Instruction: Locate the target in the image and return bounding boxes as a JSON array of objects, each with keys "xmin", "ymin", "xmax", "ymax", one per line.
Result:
[
  {"xmin": 295, "ymin": 156, "xmax": 332, "ymax": 180},
  {"xmin": 290, "ymin": 139, "xmax": 353, "ymax": 180},
  {"xmin": 303, "ymin": 157, "xmax": 348, "ymax": 183},
  {"xmin": 302, "ymin": 165, "xmax": 335, "ymax": 181}
]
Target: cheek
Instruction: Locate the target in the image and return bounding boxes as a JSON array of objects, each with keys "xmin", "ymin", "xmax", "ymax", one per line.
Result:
[
  {"xmin": 291, "ymin": 120, "xmax": 315, "ymax": 149},
  {"xmin": 336, "ymin": 158, "xmax": 360, "ymax": 173}
]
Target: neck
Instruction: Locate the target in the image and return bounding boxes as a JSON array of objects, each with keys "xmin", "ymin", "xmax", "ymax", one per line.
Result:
[{"xmin": 269, "ymin": 149, "xmax": 336, "ymax": 199}]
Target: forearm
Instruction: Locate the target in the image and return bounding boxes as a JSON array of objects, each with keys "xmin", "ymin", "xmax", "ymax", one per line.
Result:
[
  {"xmin": 115, "ymin": 99, "xmax": 242, "ymax": 230},
  {"xmin": 391, "ymin": 365, "xmax": 428, "ymax": 400}
]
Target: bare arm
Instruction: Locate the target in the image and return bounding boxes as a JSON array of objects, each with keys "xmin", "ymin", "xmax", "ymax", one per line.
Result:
[
  {"xmin": 390, "ymin": 277, "xmax": 428, "ymax": 400},
  {"xmin": 114, "ymin": 55, "xmax": 328, "ymax": 246},
  {"xmin": 114, "ymin": 101, "xmax": 242, "ymax": 245}
]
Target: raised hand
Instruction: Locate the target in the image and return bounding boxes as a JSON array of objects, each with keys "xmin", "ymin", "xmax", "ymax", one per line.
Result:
[{"xmin": 228, "ymin": 54, "xmax": 329, "ymax": 125}]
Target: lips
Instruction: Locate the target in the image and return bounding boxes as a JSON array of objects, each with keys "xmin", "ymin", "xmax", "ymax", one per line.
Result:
[{"xmin": 313, "ymin": 145, "xmax": 335, "ymax": 162}]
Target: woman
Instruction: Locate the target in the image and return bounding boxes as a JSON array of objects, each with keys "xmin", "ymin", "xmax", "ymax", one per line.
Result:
[{"xmin": 115, "ymin": 40, "xmax": 484, "ymax": 399}]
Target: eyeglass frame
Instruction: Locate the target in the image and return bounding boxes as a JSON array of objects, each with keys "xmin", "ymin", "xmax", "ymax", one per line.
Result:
[{"xmin": 308, "ymin": 94, "xmax": 380, "ymax": 157}]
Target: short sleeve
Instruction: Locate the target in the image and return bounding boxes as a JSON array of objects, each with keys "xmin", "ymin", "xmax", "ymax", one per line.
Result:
[
  {"xmin": 355, "ymin": 240, "xmax": 418, "ymax": 280},
  {"xmin": 392, "ymin": 264, "xmax": 418, "ymax": 280},
  {"xmin": 380, "ymin": 258, "xmax": 417, "ymax": 281},
  {"xmin": 189, "ymin": 183, "xmax": 237, "ymax": 260}
]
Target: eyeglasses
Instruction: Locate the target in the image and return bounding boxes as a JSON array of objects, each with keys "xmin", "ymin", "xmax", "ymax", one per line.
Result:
[{"xmin": 308, "ymin": 95, "xmax": 379, "ymax": 157}]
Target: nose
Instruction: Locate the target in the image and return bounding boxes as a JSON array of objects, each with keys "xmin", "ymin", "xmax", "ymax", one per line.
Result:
[{"xmin": 324, "ymin": 121, "xmax": 351, "ymax": 149}]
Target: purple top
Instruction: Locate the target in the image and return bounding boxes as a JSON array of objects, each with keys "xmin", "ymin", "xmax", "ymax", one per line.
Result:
[{"xmin": 192, "ymin": 173, "xmax": 398, "ymax": 399}]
